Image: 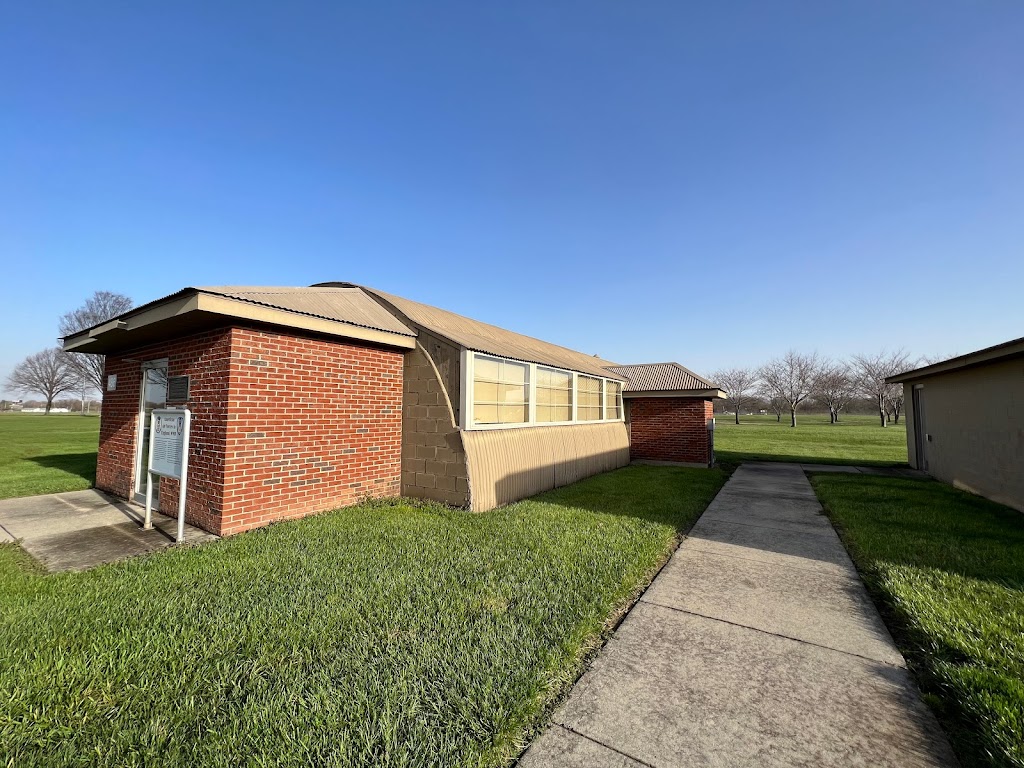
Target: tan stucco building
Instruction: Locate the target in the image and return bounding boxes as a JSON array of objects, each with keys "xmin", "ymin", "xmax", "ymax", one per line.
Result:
[{"xmin": 889, "ymin": 336, "xmax": 1024, "ymax": 513}]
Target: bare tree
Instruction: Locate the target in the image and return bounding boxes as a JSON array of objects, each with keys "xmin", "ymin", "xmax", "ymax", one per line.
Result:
[
  {"xmin": 712, "ymin": 367, "xmax": 759, "ymax": 425},
  {"xmin": 758, "ymin": 351, "xmax": 821, "ymax": 428},
  {"xmin": 58, "ymin": 290, "xmax": 134, "ymax": 393},
  {"xmin": 851, "ymin": 350, "xmax": 913, "ymax": 427},
  {"xmin": 6, "ymin": 348, "xmax": 81, "ymax": 414},
  {"xmin": 815, "ymin": 361, "xmax": 855, "ymax": 424},
  {"xmin": 766, "ymin": 395, "xmax": 786, "ymax": 422}
]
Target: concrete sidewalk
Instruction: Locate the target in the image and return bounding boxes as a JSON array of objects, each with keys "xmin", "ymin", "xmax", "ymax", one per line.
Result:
[
  {"xmin": 0, "ymin": 489, "xmax": 216, "ymax": 571},
  {"xmin": 520, "ymin": 463, "xmax": 957, "ymax": 767}
]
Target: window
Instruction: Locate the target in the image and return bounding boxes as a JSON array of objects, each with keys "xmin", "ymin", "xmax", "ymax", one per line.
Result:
[
  {"xmin": 473, "ymin": 355, "xmax": 529, "ymax": 425},
  {"xmin": 463, "ymin": 352, "xmax": 624, "ymax": 429},
  {"xmin": 536, "ymin": 367, "xmax": 572, "ymax": 422},
  {"xmin": 605, "ymin": 380, "xmax": 622, "ymax": 420},
  {"xmin": 576, "ymin": 375, "xmax": 604, "ymax": 421}
]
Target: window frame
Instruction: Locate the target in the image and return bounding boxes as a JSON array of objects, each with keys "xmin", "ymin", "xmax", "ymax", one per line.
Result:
[{"xmin": 460, "ymin": 350, "xmax": 626, "ymax": 431}]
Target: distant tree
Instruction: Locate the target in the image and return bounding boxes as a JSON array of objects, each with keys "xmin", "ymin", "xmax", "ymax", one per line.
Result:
[
  {"xmin": 815, "ymin": 361, "xmax": 856, "ymax": 424},
  {"xmin": 851, "ymin": 350, "xmax": 913, "ymax": 427},
  {"xmin": 758, "ymin": 351, "xmax": 821, "ymax": 428},
  {"xmin": 58, "ymin": 290, "xmax": 134, "ymax": 394},
  {"xmin": 6, "ymin": 348, "xmax": 81, "ymax": 414},
  {"xmin": 712, "ymin": 367, "xmax": 759, "ymax": 425},
  {"xmin": 766, "ymin": 395, "xmax": 786, "ymax": 423}
]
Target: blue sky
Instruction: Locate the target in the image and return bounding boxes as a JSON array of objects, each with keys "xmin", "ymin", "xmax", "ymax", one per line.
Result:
[{"xmin": 2, "ymin": 2, "xmax": 1022, "ymax": 396}]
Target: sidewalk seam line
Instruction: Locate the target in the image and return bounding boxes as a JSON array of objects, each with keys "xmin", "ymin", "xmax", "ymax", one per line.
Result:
[
  {"xmin": 552, "ymin": 723, "xmax": 656, "ymax": 768},
  {"xmin": 676, "ymin": 544, "xmax": 857, "ymax": 578},
  {"xmin": 693, "ymin": 516, "xmax": 839, "ymax": 538},
  {"xmin": 638, "ymin": 599, "xmax": 905, "ymax": 668}
]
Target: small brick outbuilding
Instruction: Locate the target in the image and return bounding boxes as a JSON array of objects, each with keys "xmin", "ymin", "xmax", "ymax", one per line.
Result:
[
  {"xmin": 64, "ymin": 284, "xmax": 723, "ymax": 536},
  {"xmin": 607, "ymin": 363, "xmax": 720, "ymax": 467}
]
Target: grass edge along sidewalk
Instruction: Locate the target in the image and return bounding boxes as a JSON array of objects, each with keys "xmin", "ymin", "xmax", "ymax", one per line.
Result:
[
  {"xmin": 0, "ymin": 464, "xmax": 726, "ymax": 768},
  {"xmin": 811, "ymin": 473, "xmax": 1024, "ymax": 768}
]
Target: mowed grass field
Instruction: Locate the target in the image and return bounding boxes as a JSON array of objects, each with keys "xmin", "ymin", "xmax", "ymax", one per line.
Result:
[
  {"xmin": 813, "ymin": 474, "xmax": 1024, "ymax": 768},
  {"xmin": 0, "ymin": 414, "xmax": 100, "ymax": 499},
  {"xmin": 0, "ymin": 465, "xmax": 727, "ymax": 768},
  {"xmin": 714, "ymin": 412, "xmax": 908, "ymax": 466}
]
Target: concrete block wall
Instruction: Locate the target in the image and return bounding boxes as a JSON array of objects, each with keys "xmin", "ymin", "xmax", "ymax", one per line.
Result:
[
  {"xmin": 401, "ymin": 344, "xmax": 470, "ymax": 506},
  {"xmin": 627, "ymin": 397, "xmax": 714, "ymax": 466}
]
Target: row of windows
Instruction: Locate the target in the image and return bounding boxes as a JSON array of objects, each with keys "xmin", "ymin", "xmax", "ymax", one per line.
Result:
[{"xmin": 469, "ymin": 353, "xmax": 623, "ymax": 428}]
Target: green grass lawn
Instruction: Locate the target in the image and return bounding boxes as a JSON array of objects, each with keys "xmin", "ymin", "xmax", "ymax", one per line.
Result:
[
  {"xmin": 0, "ymin": 413, "xmax": 100, "ymax": 499},
  {"xmin": 811, "ymin": 474, "xmax": 1024, "ymax": 768},
  {"xmin": 714, "ymin": 412, "xmax": 908, "ymax": 466},
  {"xmin": 0, "ymin": 464, "xmax": 726, "ymax": 768}
]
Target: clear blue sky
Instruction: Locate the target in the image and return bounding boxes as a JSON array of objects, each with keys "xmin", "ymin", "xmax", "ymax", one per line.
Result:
[{"xmin": 2, "ymin": 2, "xmax": 1022, "ymax": 396}]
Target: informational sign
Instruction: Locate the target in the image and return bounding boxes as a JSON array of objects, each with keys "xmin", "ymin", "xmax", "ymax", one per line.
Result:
[
  {"xmin": 150, "ymin": 410, "xmax": 188, "ymax": 479},
  {"xmin": 145, "ymin": 408, "xmax": 192, "ymax": 543}
]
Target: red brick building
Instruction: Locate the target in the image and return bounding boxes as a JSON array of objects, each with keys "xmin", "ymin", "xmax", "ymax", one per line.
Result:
[{"xmin": 64, "ymin": 285, "xmax": 723, "ymax": 536}]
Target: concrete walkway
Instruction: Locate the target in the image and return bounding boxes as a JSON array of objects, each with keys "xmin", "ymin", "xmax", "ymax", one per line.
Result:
[
  {"xmin": 520, "ymin": 463, "xmax": 958, "ymax": 768},
  {"xmin": 0, "ymin": 489, "xmax": 216, "ymax": 571}
]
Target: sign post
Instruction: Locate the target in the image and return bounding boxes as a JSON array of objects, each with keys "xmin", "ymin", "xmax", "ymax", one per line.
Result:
[{"xmin": 145, "ymin": 408, "xmax": 192, "ymax": 543}]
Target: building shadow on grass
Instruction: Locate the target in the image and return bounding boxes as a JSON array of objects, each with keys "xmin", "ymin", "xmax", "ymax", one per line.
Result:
[{"xmin": 28, "ymin": 453, "xmax": 98, "ymax": 484}]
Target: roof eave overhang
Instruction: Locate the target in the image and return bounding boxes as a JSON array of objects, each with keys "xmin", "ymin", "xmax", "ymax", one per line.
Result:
[
  {"xmin": 888, "ymin": 339, "xmax": 1024, "ymax": 384},
  {"xmin": 623, "ymin": 388, "xmax": 726, "ymax": 400},
  {"xmin": 63, "ymin": 291, "xmax": 417, "ymax": 354}
]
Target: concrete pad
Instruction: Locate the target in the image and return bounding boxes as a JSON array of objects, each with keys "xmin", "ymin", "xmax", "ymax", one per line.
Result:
[
  {"xmin": 520, "ymin": 725, "xmax": 647, "ymax": 768},
  {"xmin": 642, "ymin": 548, "xmax": 904, "ymax": 665},
  {"xmin": 0, "ymin": 489, "xmax": 216, "ymax": 571},
  {"xmin": 685, "ymin": 518, "xmax": 858, "ymax": 578},
  {"xmin": 553, "ymin": 603, "xmax": 956, "ymax": 768}
]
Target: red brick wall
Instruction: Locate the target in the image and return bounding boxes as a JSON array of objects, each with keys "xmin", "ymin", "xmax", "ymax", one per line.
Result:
[
  {"xmin": 219, "ymin": 327, "xmax": 403, "ymax": 535},
  {"xmin": 627, "ymin": 397, "xmax": 714, "ymax": 465},
  {"xmin": 96, "ymin": 329, "xmax": 232, "ymax": 533},
  {"xmin": 96, "ymin": 325, "xmax": 404, "ymax": 537}
]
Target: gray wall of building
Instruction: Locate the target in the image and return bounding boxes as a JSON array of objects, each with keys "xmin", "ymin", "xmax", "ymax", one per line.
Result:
[
  {"xmin": 904, "ymin": 357, "xmax": 1024, "ymax": 513},
  {"xmin": 400, "ymin": 344, "xmax": 471, "ymax": 506}
]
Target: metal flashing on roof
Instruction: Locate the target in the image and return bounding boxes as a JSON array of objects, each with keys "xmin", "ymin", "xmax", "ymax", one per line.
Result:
[
  {"xmin": 193, "ymin": 287, "xmax": 416, "ymax": 337},
  {"xmin": 62, "ymin": 286, "xmax": 417, "ymax": 355},
  {"xmin": 888, "ymin": 334, "xmax": 1024, "ymax": 383}
]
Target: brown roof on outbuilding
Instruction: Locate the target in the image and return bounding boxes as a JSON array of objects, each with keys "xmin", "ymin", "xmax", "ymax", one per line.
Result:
[
  {"xmin": 318, "ymin": 283, "xmax": 626, "ymax": 381},
  {"xmin": 62, "ymin": 285, "xmax": 416, "ymax": 355},
  {"xmin": 605, "ymin": 362, "xmax": 718, "ymax": 394},
  {"xmin": 194, "ymin": 286, "xmax": 416, "ymax": 336}
]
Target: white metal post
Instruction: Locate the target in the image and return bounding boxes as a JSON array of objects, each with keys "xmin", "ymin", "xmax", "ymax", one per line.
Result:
[
  {"xmin": 144, "ymin": 411, "xmax": 156, "ymax": 530},
  {"xmin": 176, "ymin": 411, "xmax": 192, "ymax": 543}
]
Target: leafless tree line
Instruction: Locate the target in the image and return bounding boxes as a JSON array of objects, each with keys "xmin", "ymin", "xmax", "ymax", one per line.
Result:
[
  {"xmin": 713, "ymin": 349, "xmax": 917, "ymax": 428},
  {"xmin": 5, "ymin": 291, "xmax": 133, "ymax": 414}
]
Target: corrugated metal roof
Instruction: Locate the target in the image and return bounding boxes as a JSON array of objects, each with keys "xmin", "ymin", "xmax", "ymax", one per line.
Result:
[
  {"xmin": 604, "ymin": 362, "xmax": 718, "ymax": 393},
  {"xmin": 195, "ymin": 286, "xmax": 416, "ymax": 336},
  {"xmin": 321, "ymin": 283, "xmax": 625, "ymax": 380}
]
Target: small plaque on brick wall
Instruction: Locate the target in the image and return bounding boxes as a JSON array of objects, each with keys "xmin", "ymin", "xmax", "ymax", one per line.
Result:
[{"xmin": 167, "ymin": 375, "xmax": 190, "ymax": 403}]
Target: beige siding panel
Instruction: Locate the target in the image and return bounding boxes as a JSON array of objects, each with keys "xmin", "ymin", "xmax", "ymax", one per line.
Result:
[
  {"xmin": 903, "ymin": 357, "xmax": 1024, "ymax": 513},
  {"xmin": 463, "ymin": 422, "xmax": 629, "ymax": 511}
]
